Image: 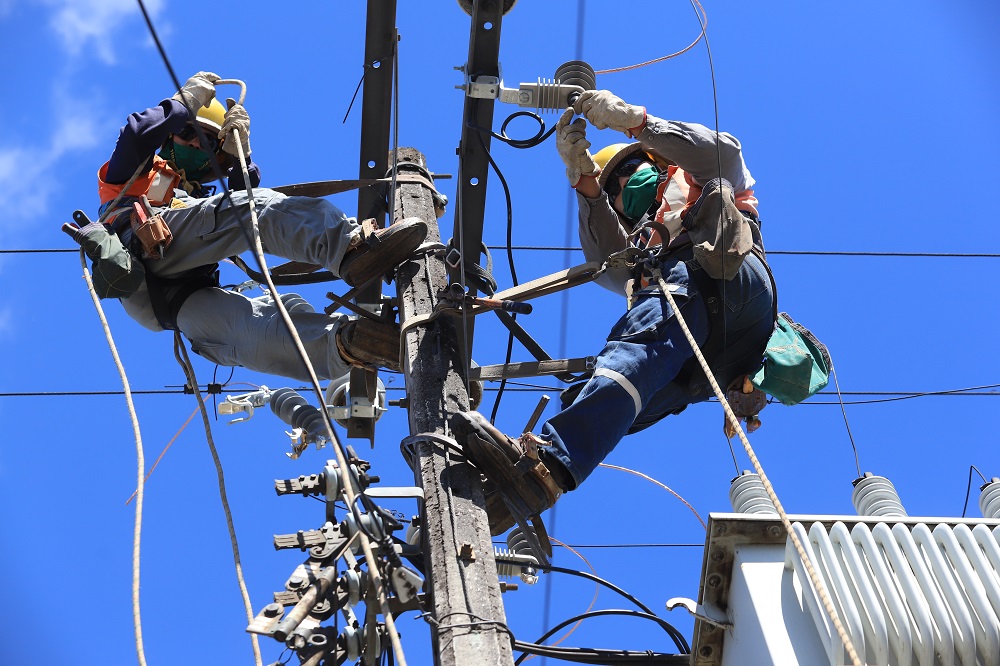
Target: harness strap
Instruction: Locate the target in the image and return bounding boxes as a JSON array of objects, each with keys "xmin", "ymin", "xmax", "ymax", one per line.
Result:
[{"xmin": 144, "ymin": 263, "xmax": 220, "ymax": 331}]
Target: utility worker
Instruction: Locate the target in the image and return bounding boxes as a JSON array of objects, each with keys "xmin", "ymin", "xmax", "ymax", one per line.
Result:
[
  {"xmin": 451, "ymin": 90, "xmax": 777, "ymax": 534},
  {"xmin": 63, "ymin": 72, "xmax": 426, "ymax": 381}
]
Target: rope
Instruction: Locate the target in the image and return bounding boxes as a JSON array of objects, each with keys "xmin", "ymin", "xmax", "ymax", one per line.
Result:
[
  {"xmin": 76, "ymin": 248, "xmax": 148, "ymax": 666},
  {"xmin": 650, "ymin": 267, "xmax": 863, "ymax": 666},
  {"xmin": 173, "ymin": 333, "xmax": 263, "ymax": 666},
  {"xmin": 228, "ymin": 129, "xmax": 408, "ymax": 666},
  {"xmin": 598, "ymin": 463, "xmax": 706, "ymax": 530}
]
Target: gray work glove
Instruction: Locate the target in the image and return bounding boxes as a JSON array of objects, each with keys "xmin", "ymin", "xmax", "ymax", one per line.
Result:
[
  {"xmin": 573, "ymin": 90, "xmax": 646, "ymax": 135},
  {"xmin": 555, "ymin": 108, "xmax": 600, "ymax": 187},
  {"xmin": 220, "ymin": 99, "xmax": 251, "ymax": 157},
  {"xmin": 172, "ymin": 71, "xmax": 221, "ymax": 111},
  {"xmin": 62, "ymin": 220, "xmax": 145, "ymax": 299}
]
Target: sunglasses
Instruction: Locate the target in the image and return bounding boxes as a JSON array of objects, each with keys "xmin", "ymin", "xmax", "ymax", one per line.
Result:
[
  {"xmin": 176, "ymin": 124, "xmax": 220, "ymax": 152},
  {"xmin": 604, "ymin": 157, "xmax": 650, "ymax": 201}
]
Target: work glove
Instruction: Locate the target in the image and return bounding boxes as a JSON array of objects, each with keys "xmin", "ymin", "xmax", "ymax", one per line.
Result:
[
  {"xmin": 172, "ymin": 71, "xmax": 221, "ymax": 111},
  {"xmin": 220, "ymin": 99, "xmax": 251, "ymax": 158},
  {"xmin": 573, "ymin": 90, "xmax": 646, "ymax": 136},
  {"xmin": 555, "ymin": 108, "xmax": 600, "ymax": 187},
  {"xmin": 62, "ymin": 220, "xmax": 146, "ymax": 299}
]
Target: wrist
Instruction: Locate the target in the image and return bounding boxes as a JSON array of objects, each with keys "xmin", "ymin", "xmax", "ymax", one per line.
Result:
[
  {"xmin": 625, "ymin": 107, "xmax": 647, "ymax": 139},
  {"xmin": 573, "ymin": 173, "xmax": 601, "ymax": 197}
]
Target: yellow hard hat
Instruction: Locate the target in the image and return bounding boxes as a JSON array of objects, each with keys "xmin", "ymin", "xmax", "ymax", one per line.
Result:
[
  {"xmin": 196, "ymin": 98, "xmax": 226, "ymax": 134},
  {"xmin": 595, "ymin": 143, "xmax": 673, "ymax": 193}
]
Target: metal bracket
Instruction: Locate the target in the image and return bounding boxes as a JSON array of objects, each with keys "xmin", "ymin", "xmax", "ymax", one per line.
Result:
[{"xmin": 666, "ymin": 597, "xmax": 733, "ymax": 630}]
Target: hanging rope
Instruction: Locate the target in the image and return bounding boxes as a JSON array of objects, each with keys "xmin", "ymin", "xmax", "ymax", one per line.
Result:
[
  {"xmin": 598, "ymin": 463, "xmax": 706, "ymax": 530},
  {"xmin": 173, "ymin": 332, "xmax": 263, "ymax": 666},
  {"xmin": 649, "ymin": 266, "xmax": 863, "ymax": 666},
  {"xmin": 76, "ymin": 248, "xmax": 148, "ymax": 666}
]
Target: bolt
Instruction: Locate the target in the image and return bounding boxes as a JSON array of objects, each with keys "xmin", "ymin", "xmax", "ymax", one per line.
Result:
[
  {"xmin": 518, "ymin": 91, "xmax": 530, "ymax": 104},
  {"xmin": 707, "ymin": 574, "xmax": 722, "ymax": 588},
  {"xmin": 500, "ymin": 582, "xmax": 519, "ymax": 593},
  {"xmin": 710, "ymin": 550, "xmax": 724, "ymax": 562},
  {"xmin": 699, "ymin": 645, "xmax": 714, "ymax": 657},
  {"xmin": 767, "ymin": 525, "xmax": 781, "ymax": 538},
  {"xmin": 263, "ymin": 603, "xmax": 282, "ymax": 618},
  {"xmin": 716, "ymin": 524, "xmax": 728, "ymax": 536},
  {"xmin": 288, "ymin": 576, "xmax": 305, "ymax": 589},
  {"xmin": 458, "ymin": 543, "xmax": 476, "ymax": 561}
]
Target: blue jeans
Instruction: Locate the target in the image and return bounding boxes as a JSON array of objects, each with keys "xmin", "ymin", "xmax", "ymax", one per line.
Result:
[{"xmin": 538, "ymin": 250, "xmax": 775, "ymax": 488}]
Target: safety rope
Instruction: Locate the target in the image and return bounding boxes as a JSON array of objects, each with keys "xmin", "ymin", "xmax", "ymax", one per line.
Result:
[
  {"xmin": 593, "ymin": 0, "xmax": 707, "ymax": 75},
  {"xmin": 76, "ymin": 248, "xmax": 148, "ymax": 666},
  {"xmin": 173, "ymin": 333, "xmax": 263, "ymax": 666},
  {"xmin": 649, "ymin": 267, "xmax": 863, "ymax": 666},
  {"xmin": 228, "ymin": 129, "xmax": 408, "ymax": 666}
]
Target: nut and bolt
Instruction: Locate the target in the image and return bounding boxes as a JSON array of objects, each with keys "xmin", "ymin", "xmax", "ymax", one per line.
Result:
[
  {"xmin": 707, "ymin": 574, "xmax": 722, "ymax": 588},
  {"xmin": 263, "ymin": 603, "xmax": 283, "ymax": 618}
]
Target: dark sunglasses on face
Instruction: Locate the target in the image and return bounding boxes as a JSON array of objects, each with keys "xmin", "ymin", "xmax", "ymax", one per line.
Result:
[
  {"xmin": 176, "ymin": 124, "xmax": 219, "ymax": 152},
  {"xmin": 604, "ymin": 157, "xmax": 651, "ymax": 200}
]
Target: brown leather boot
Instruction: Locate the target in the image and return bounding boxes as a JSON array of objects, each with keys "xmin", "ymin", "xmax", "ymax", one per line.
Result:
[
  {"xmin": 336, "ymin": 318, "xmax": 402, "ymax": 372},
  {"xmin": 339, "ymin": 217, "xmax": 428, "ymax": 287},
  {"xmin": 450, "ymin": 411, "xmax": 570, "ymax": 536}
]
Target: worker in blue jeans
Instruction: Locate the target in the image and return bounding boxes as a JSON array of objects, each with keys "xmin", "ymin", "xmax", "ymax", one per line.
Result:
[{"xmin": 451, "ymin": 90, "xmax": 776, "ymax": 534}]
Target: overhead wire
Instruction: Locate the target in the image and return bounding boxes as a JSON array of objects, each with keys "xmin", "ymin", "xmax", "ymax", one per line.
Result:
[
  {"xmin": 961, "ymin": 465, "xmax": 990, "ymax": 518},
  {"xmin": 598, "ymin": 463, "xmax": 706, "ymax": 530},
  {"xmin": 125, "ymin": 405, "xmax": 199, "ymax": 506},
  {"xmin": 593, "ymin": 0, "xmax": 707, "ymax": 75}
]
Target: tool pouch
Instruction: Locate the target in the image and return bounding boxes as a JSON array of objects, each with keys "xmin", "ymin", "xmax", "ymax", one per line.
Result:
[{"xmin": 130, "ymin": 198, "xmax": 173, "ymax": 259}]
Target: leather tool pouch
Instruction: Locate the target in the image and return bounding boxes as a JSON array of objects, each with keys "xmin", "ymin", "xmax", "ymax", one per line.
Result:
[{"xmin": 131, "ymin": 196, "xmax": 173, "ymax": 259}]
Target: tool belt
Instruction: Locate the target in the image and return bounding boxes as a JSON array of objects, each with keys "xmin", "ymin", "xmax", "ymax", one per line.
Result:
[{"xmin": 105, "ymin": 202, "xmax": 220, "ymax": 331}]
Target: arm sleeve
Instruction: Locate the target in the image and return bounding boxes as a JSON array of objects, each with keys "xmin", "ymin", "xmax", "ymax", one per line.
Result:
[
  {"xmin": 577, "ymin": 192, "xmax": 632, "ymax": 294},
  {"xmin": 227, "ymin": 160, "xmax": 262, "ymax": 191},
  {"xmin": 636, "ymin": 115, "xmax": 755, "ymax": 191},
  {"xmin": 104, "ymin": 98, "xmax": 190, "ymax": 184}
]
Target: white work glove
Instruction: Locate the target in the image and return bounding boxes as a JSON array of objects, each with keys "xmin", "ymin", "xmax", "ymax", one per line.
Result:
[
  {"xmin": 555, "ymin": 108, "xmax": 600, "ymax": 187},
  {"xmin": 220, "ymin": 99, "xmax": 251, "ymax": 157},
  {"xmin": 172, "ymin": 71, "xmax": 220, "ymax": 110},
  {"xmin": 573, "ymin": 89, "xmax": 646, "ymax": 135}
]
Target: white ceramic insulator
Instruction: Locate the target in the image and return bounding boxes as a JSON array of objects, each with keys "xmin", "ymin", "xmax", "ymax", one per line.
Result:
[
  {"xmin": 980, "ymin": 478, "xmax": 1000, "ymax": 519},
  {"xmin": 852, "ymin": 474, "xmax": 907, "ymax": 517},
  {"xmin": 730, "ymin": 472, "xmax": 778, "ymax": 515}
]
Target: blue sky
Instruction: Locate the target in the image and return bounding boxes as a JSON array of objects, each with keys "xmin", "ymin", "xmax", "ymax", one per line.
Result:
[{"xmin": 2, "ymin": 1, "xmax": 999, "ymax": 664}]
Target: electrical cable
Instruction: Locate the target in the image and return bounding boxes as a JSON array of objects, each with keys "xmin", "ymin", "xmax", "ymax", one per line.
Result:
[
  {"xmin": 173, "ymin": 333, "xmax": 262, "ymax": 666},
  {"xmin": 593, "ymin": 0, "xmax": 707, "ymax": 75},
  {"xmin": 598, "ymin": 463, "xmax": 706, "ymax": 530},
  {"xmin": 516, "ymin": 609, "xmax": 688, "ymax": 664},
  {"xmin": 534, "ymin": 536, "xmax": 600, "ymax": 657},
  {"xmin": 961, "ymin": 465, "xmax": 989, "ymax": 518},
  {"xmin": 513, "ymin": 641, "xmax": 688, "ymax": 665},
  {"xmin": 75, "ymin": 247, "xmax": 149, "ymax": 666},
  {"xmin": 125, "ymin": 405, "xmax": 199, "ymax": 506},
  {"xmin": 830, "ymin": 366, "xmax": 862, "ymax": 477}
]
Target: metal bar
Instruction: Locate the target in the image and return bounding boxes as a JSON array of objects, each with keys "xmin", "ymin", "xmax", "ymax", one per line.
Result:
[
  {"xmin": 470, "ymin": 357, "xmax": 595, "ymax": 381},
  {"xmin": 349, "ymin": 0, "xmax": 399, "ymax": 441},
  {"xmin": 452, "ymin": 0, "xmax": 506, "ymax": 363},
  {"xmin": 394, "ymin": 146, "xmax": 514, "ymax": 666}
]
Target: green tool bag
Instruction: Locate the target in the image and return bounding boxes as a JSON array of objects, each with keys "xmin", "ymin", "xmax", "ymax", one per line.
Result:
[{"xmin": 750, "ymin": 312, "xmax": 831, "ymax": 405}]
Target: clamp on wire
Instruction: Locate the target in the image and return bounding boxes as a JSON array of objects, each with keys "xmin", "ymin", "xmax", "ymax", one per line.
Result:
[{"xmin": 218, "ymin": 386, "xmax": 273, "ymax": 424}]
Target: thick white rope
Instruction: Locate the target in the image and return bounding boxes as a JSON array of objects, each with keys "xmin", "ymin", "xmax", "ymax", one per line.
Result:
[
  {"xmin": 77, "ymin": 248, "xmax": 148, "ymax": 666},
  {"xmin": 229, "ymin": 130, "xmax": 408, "ymax": 666},
  {"xmin": 650, "ymin": 267, "xmax": 863, "ymax": 666},
  {"xmin": 173, "ymin": 333, "xmax": 262, "ymax": 666}
]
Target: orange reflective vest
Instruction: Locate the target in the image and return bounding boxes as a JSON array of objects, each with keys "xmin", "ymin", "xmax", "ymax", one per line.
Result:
[{"xmin": 98, "ymin": 155, "xmax": 181, "ymax": 208}]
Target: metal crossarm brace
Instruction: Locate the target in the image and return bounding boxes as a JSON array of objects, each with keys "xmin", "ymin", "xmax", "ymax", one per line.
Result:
[
  {"xmin": 394, "ymin": 147, "xmax": 515, "ymax": 666},
  {"xmin": 452, "ymin": 0, "xmax": 506, "ymax": 364}
]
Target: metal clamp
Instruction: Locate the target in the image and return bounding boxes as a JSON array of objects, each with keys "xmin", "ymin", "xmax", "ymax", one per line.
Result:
[{"xmin": 666, "ymin": 597, "xmax": 732, "ymax": 629}]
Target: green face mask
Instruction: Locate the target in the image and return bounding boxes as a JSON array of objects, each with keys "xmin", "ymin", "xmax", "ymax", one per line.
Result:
[
  {"xmin": 620, "ymin": 167, "xmax": 659, "ymax": 220},
  {"xmin": 160, "ymin": 139, "xmax": 213, "ymax": 182}
]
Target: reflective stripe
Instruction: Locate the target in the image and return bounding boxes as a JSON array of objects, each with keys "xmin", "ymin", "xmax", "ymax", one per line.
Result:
[{"xmin": 593, "ymin": 368, "xmax": 642, "ymax": 418}]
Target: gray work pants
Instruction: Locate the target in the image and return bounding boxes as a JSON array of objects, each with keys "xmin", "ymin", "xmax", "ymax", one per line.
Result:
[{"xmin": 121, "ymin": 188, "xmax": 359, "ymax": 381}]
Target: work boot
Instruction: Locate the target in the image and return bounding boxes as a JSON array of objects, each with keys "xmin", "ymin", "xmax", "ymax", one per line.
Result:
[
  {"xmin": 449, "ymin": 411, "xmax": 570, "ymax": 536},
  {"xmin": 336, "ymin": 317, "xmax": 402, "ymax": 372},
  {"xmin": 339, "ymin": 217, "xmax": 428, "ymax": 287}
]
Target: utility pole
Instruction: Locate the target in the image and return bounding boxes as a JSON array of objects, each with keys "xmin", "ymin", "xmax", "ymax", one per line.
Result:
[{"xmin": 393, "ymin": 147, "xmax": 515, "ymax": 666}]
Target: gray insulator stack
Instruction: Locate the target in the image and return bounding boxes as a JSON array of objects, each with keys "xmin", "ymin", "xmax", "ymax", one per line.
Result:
[
  {"xmin": 852, "ymin": 472, "xmax": 907, "ymax": 517},
  {"xmin": 269, "ymin": 388, "xmax": 326, "ymax": 439},
  {"xmin": 730, "ymin": 471, "xmax": 778, "ymax": 515},
  {"xmin": 979, "ymin": 477, "xmax": 1000, "ymax": 519},
  {"xmin": 494, "ymin": 526, "xmax": 539, "ymax": 585}
]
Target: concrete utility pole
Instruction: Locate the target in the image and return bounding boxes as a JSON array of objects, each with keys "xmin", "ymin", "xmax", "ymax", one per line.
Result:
[{"xmin": 393, "ymin": 147, "xmax": 515, "ymax": 666}]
